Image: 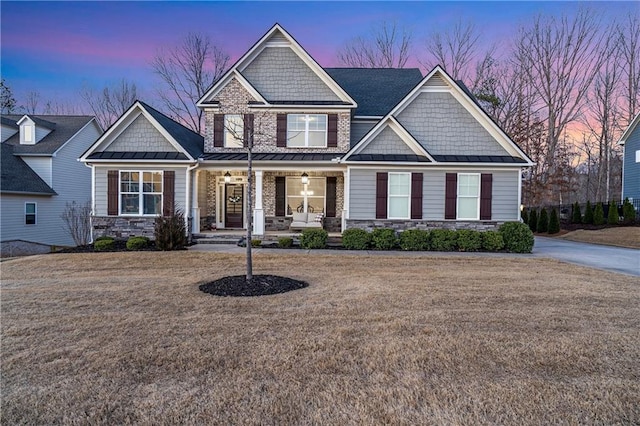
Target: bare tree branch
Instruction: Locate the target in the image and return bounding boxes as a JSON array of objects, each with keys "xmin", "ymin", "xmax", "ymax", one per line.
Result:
[
  {"xmin": 80, "ymin": 79, "xmax": 138, "ymax": 129},
  {"xmin": 338, "ymin": 22, "xmax": 413, "ymax": 68},
  {"xmin": 422, "ymin": 19, "xmax": 481, "ymax": 81},
  {"xmin": 618, "ymin": 12, "xmax": 640, "ymax": 125}
]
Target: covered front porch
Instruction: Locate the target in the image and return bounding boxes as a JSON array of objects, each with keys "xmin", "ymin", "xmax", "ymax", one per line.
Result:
[{"xmin": 190, "ymin": 168, "xmax": 346, "ymax": 236}]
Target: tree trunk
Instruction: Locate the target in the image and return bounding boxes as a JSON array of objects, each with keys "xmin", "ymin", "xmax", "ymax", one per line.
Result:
[{"xmin": 246, "ymin": 144, "xmax": 253, "ymax": 282}]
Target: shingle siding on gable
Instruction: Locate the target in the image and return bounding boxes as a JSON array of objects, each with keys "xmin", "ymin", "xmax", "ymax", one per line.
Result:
[
  {"xmin": 241, "ymin": 47, "xmax": 341, "ymax": 102},
  {"xmin": 105, "ymin": 115, "xmax": 177, "ymax": 152},
  {"xmin": 359, "ymin": 126, "xmax": 416, "ymax": 156},
  {"xmin": 396, "ymin": 92, "xmax": 508, "ymax": 156},
  {"xmin": 623, "ymin": 127, "xmax": 640, "ymax": 201}
]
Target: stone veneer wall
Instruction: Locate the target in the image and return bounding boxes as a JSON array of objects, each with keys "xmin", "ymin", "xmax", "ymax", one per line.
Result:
[
  {"xmin": 345, "ymin": 220, "xmax": 500, "ymax": 232},
  {"xmin": 92, "ymin": 216, "xmax": 157, "ymax": 239}
]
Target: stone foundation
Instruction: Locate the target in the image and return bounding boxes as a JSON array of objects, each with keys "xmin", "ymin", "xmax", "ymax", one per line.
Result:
[
  {"xmin": 92, "ymin": 216, "xmax": 157, "ymax": 240},
  {"xmin": 345, "ymin": 220, "xmax": 500, "ymax": 232}
]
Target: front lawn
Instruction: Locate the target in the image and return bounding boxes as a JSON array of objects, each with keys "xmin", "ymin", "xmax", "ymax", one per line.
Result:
[
  {"xmin": 2, "ymin": 252, "xmax": 639, "ymax": 424},
  {"xmin": 557, "ymin": 226, "xmax": 640, "ymax": 249}
]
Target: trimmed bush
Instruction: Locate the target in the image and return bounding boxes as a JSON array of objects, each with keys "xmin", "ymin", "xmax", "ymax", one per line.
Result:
[
  {"xmin": 278, "ymin": 237, "xmax": 293, "ymax": 248},
  {"xmin": 399, "ymin": 229, "xmax": 430, "ymax": 251},
  {"xmin": 481, "ymin": 231, "xmax": 504, "ymax": 251},
  {"xmin": 521, "ymin": 208, "xmax": 529, "ymax": 225},
  {"xmin": 537, "ymin": 208, "xmax": 548, "ymax": 233},
  {"xmin": 251, "ymin": 239, "xmax": 262, "ymax": 247},
  {"xmin": 571, "ymin": 202, "xmax": 582, "ymax": 224},
  {"xmin": 548, "ymin": 208, "xmax": 560, "ymax": 234},
  {"xmin": 456, "ymin": 230, "xmax": 482, "ymax": 252},
  {"xmin": 126, "ymin": 236, "xmax": 149, "ymax": 250},
  {"xmin": 623, "ymin": 198, "xmax": 636, "ymax": 225},
  {"xmin": 300, "ymin": 228, "xmax": 327, "ymax": 249},
  {"xmin": 528, "ymin": 209, "xmax": 538, "ymax": 233},
  {"xmin": 607, "ymin": 200, "xmax": 619, "ymax": 225},
  {"xmin": 95, "ymin": 236, "xmax": 114, "ymax": 242},
  {"xmin": 499, "ymin": 221, "xmax": 534, "ymax": 253},
  {"xmin": 155, "ymin": 208, "xmax": 187, "ymax": 251},
  {"xmin": 583, "ymin": 201, "xmax": 594, "ymax": 224},
  {"xmin": 593, "ymin": 202, "xmax": 605, "ymax": 225},
  {"xmin": 371, "ymin": 228, "xmax": 398, "ymax": 250},
  {"xmin": 94, "ymin": 239, "xmax": 115, "ymax": 252},
  {"xmin": 430, "ymin": 229, "xmax": 457, "ymax": 251},
  {"xmin": 342, "ymin": 228, "xmax": 371, "ymax": 250}
]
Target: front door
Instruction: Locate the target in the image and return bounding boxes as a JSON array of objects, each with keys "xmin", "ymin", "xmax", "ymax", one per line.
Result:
[{"xmin": 225, "ymin": 184, "xmax": 244, "ymax": 228}]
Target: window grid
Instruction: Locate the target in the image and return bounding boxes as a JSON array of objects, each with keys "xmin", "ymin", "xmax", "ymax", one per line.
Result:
[
  {"xmin": 285, "ymin": 177, "xmax": 326, "ymax": 215},
  {"xmin": 287, "ymin": 114, "xmax": 327, "ymax": 148},
  {"xmin": 119, "ymin": 171, "xmax": 163, "ymax": 216},
  {"xmin": 457, "ymin": 173, "xmax": 480, "ymax": 220},
  {"xmin": 224, "ymin": 114, "xmax": 244, "ymax": 148}
]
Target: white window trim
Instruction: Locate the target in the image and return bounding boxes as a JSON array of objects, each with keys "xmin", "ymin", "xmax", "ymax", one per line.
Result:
[
  {"xmin": 457, "ymin": 172, "xmax": 480, "ymax": 220},
  {"xmin": 387, "ymin": 172, "xmax": 411, "ymax": 220},
  {"xmin": 635, "ymin": 149, "xmax": 640, "ymax": 163},
  {"xmin": 224, "ymin": 114, "xmax": 244, "ymax": 148},
  {"xmin": 25, "ymin": 202, "xmax": 37, "ymax": 225},
  {"xmin": 285, "ymin": 176, "xmax": 326, "ymax": 215},
  {"xmin": 287, "ymin": 114, "xmax": 328, "ymax": 148},
  {"xmin": 119, "ymin": 171, "xmax": 163, "ymax": 216}
]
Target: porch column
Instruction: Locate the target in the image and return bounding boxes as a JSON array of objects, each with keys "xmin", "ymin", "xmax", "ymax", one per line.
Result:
[
  {"xmin": 342, "ymin": 168, "xmax": 350, "ymax": 232},
  {"xmin": 191, "ymin": 169, "xmax": 201, "ymax": 234},
  {"xmin": 253, "ymin": 170, "xmax": 265, "ymax": 235}
]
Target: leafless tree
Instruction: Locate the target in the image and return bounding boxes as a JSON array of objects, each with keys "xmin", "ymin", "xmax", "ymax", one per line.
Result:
[
  {"xmin": 152, "ymin": 33, "xmax": 230, "ymax": 134},
  {"xmin": 23, "ymin": 91, "xmax": 40, "ymax": 114},
  {"xmin": 618, "ymin": 12, "xmax": 640, "ymax": 125},
  {"xmin": 338, "ymin": 22, "xmax": 413, "ymax": 68},
  {"xmin": 61, "ymin": 200, "xmax": 92, "ymax": 246},
  {"xmin": 80, "ymin": 79, "xmax": 138, "ymax": 129}
]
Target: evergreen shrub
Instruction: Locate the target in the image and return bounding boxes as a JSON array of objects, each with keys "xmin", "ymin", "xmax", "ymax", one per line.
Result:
[
  {"xmin": 126, "ymin": 236, "xmax": 149, "ymax": 250},
  {"xmin": 430, "ymin": 229, "xmax": 457, "ymax": 251},
  {"xmin": 481, "ymin": 231, "xmax": 504, "ymax": 251},
  {"xmin": 583, "ymin": 201, "xmax": 594, "ymax": 224},
  {"xmin": 154, "ymin": 208, "xmax": 187, "ymax": 251},
  {"xmin": 499, "ymin": 222, "xmax": 534, "ymax": 253},
  {"xmin": 94, "ymin": 239, "xmax": 115, "ymax": 251},
  {"xmin": 456, "ymin": 230, "xmax": 482, "ymax": 252},
  {"xmin": 278, "ymin": 237, "xmax": 293, "ymax": 248},
  {"xmin": 528, "ymin": 209, "xmax": 538, "ymax": 233},
  {"xmin": 571, "ymin": 202, "xmax": 582, "ymax": 224},
  {"xmin": 537, "ymin": 208, "xmax": 548, "ymax": 233},
  {"xmin": 593, "ymin": 202, "xmax": 605, "ymax": 225},
  {"xmin": 548, "ymin": 209, "xmax": 560, "ymax": 234},
  {"xmin": 622, "ymin": 198, "xmax": 636, "ymax": 225},
  {"xmin": 607, "ymin": 200, "xmax": 619, "ymax": 225},
  {"xmin": 399, "ymin": 229, "xmax": 430, "ymax": 251},
  {"xmin": 300, "ymin": 228, "xmax": 327, "ymax": 249},
  {"xmin": 371, "ymin": 228, "xmax": 398, "ymax": 250},
  {"xmin": 342, "ymin": 228, "xmax": 371, "ymax": 250}
]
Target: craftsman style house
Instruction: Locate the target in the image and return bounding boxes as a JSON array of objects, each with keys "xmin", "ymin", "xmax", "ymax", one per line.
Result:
[{"xmin": 81, "ymin": 24, "xmax": 533, "ymax": 239}]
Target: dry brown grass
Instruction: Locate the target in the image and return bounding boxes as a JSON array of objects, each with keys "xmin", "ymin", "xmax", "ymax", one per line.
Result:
[
  {"xmin": 2, "ymin": 251, "xmax": 639, "ymax": 425},
  {"xmin": 558, "ymin": 226, "xmax": 640, "ymax": 249}
]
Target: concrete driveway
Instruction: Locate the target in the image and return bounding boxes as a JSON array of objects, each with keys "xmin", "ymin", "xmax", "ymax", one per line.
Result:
[{"xmin": 533, "ymin": 236, "xmax": 640, "ymax": 277}]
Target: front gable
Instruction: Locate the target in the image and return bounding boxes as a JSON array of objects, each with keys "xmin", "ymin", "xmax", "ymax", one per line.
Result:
[{"xmin": 105, "ymin": 114, "xmax": 176, "ymax": 152}]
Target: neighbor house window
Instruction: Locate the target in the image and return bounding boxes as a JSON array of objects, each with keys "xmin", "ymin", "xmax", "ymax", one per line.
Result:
[
  {"xmin": 287, "ymin": 114, "xmax": 327, "ymax": 147},
  {"xmin": 119, "ymin": 171, "xmax": 162, "ymax": 215},
  {"xmin": 457, "ymin": 173, "xmax": 480, "ymax": 220},
  {"xmin": 25, "ymin": 202, "xmax": 36, "ymax": 225},
  {"xmin": 286, "ymin": 177, "xmax": 325, "ymax": 215},
  {"xmin": 23, "ymin": 125, "xmax": 33, "ymax": 143},
  {"xmin": 388, "ymin": 173, "xmax": 411, "ymax": 219},
  {"xmin": 636, "ymin": 150, "xmax": 640, "ymax": 163},
  {"xmin": 224, "ymin": 114, "xmax": 244, "ymax": 147}
]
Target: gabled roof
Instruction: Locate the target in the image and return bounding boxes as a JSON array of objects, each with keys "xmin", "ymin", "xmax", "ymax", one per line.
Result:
[
  {"xmin": 2, "ymin": 115, "xmax": 98, "ymax": 155},
  {"xmin": 17, "ymin": 115, "xmax": 57, "ymax": 130},
  {"xmin": 618, "ymin": 113, "xmax": 640, "ymax": 146},
  {"xmin": 0, "ymin": 143, "xmax": 56, "ymax": 195},
  {"xmin": 1, "ymin": 116, "xmax": 19, "ymax": 128},
  {"xmin": 324, "ymin": 68, "xmax": 423, "ymax": 117},
  {"xmin": 81, "ymin": 101, "xmax": 203, "ymax": 162}
]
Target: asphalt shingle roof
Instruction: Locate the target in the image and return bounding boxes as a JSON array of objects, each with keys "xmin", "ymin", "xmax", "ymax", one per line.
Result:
[
  {"xmin": 202, "ymin": 153, "xmax": 340, "ymax": 162},
  {"xmin": 87, "ymin": 151, "xmax": 189, "ymax": 161},
  {"xmin": 0, "ymin": 143, "xmax": 56, "ymax": 195},
  {"xmin": 2, "ymin": 115, "xmax": 96, "ymax": 155},
  {"xmin": 324, "ymin": 68, "xmax": 423, "ymax": 117}
]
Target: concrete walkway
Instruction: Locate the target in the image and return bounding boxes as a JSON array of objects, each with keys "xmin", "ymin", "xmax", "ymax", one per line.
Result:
[{"xmin": 189, "ymin": 236, "xmax": 640, "ymax": 277}]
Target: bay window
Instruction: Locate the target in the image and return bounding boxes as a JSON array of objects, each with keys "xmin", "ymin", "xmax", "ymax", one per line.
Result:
[
  {"xmin": 388, "ymin": 173, "xmax": 410, "ymax": 219},
  {"xmin": 287, "ymin": 114, "xmax": 327, "ymax": 147},
  {"xmin": 457, "ymin": 173, "xmax": 480, "ymax": 220},
  {"xmin": 120, "ymin": 171, "xmax": 163, "ymax": 215}
]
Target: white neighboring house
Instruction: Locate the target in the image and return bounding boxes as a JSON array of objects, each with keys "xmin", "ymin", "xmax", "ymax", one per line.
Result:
[{"xmin": 1, "ymin": 114, "xmax": 102, "ymax": 256}]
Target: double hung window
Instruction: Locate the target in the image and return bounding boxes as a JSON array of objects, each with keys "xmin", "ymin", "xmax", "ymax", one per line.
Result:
[
  {"xmin": 287, "ymin": 114, "xmax": 327, "ymax": 147},
  {"xmin": 457, "ymin": 173, "xmax": 480, "ymax": 220},
  {"xmin": 120, "ymin": 171, "xmax": 163, "ymax": 215},
  {"xmin": 224, "ymin": 114, "xmax": 244, "ymax": 147},
  {"xmin": 388, "ymin": 173, "xmax": 411, "ymax": 219},
  {"xmin": 25, "ymin": 202, "xmax": 36, "ymax": 225}
]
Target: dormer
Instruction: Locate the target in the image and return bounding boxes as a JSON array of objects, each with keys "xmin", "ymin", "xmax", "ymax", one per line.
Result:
[{"xmin": 16, "ymin": 115, "xmax": 56, "ymax": 145}]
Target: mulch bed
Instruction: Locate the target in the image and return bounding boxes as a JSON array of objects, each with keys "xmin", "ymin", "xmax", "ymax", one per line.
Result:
[
  {"xmin": 199, "ymin": 275, "xmax": 308, "ymax": 297},
  {"xmin": 55, "ymin": 241, "xmax": 160, "ymax": 253}
]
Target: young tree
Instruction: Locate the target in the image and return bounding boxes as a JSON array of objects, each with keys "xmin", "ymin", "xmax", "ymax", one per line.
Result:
[
  {"xmin": 60, "ymin": 201, "xmax": 92, "ymax": 246},
  {"xmin": 1, "ymin": 79, "xmax": 17, "ymax": 114},
  {"xmin": 583, "ymin": 200, "xmax": 594, "ymax": 224},
  {"xmin": 593, "ymin": 202, "xmax": 605, "ymax": 225},
  {"xmin": 152, "ymin": 33, "xmax": 230, "ymax": 134},
  {"xmin": 80, "ymin": 79, "xmax": 138, "ymax": 129},
  {"xmin": 607, "ymin": 200, "xmax": 619, "ymax": 225},
  {"xmin": 537, "ymin": 207, "xmax": 549, "ymax": 233},
  {"xmin": 337, "ymin": 21, "xmax": 413, "ymax": 68},
  {"xmin": 618, "ymin": 12, "xmax": 640, "ymax": 124},
  {"xmin": 548, "ymin": 208, "xmax": 560, "ymax": 234},
  {"xmin": 571, "ymin": 201, "xmax": 582, "ymax": 224}
]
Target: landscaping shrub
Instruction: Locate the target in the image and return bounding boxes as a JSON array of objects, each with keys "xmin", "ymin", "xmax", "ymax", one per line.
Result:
[
  {"xmin": 499, "ymin": 221, "xmax": 534, "ymax": 253},
  {"xmin": 481, "ymin": 231, "xmax": 504, "ymax": 251},
  {"xmin": 95, "ymin": 236, "xmax": 114, "ymax": 242},
  {"xmin": 399, "ymin": 229, "xmax": 430, "ymax": 251},
  {"xmin": 251, "ymin": 239, "xmax": 262, "ymax": 247},
  {"xmin": 607, "ymin": 200, "xmax": 619, "ymax": 225},
  {"xmin": 94, "ymin": 239, "xmax": 115, "ymax": 252},
  {"xmin": 456, "ymin": 230, "xmax": 482, "ymax": 252},
  {"xmin": 593, "ymin": 202, "xmax": 605, "ymax": 225},
  {"xmin": 429, "ymin": 229, "xmax": 457, "ymax": 251},
  {"xmin": 622, "ymin": 198, "xmax": 636, "ymax": 225},
  {"xmin": 537, "ymin": 208, "xmax": 548, "ymax": 233},
  {"xmin": 300, "ymin": 228, "xmax": 327, "ymax": 249},
  {"xmin": 154, "ymin": 208, "xmax": 187, "ymax": 251},
  {"xmin": 126, "ymin": 236, "xmax": 149, "ymax": 250},
  {"xmin": 342, "ymin": 228, "xmax": 371, "ymax": 250},
  {"xmin": 571, "ymin": 202, "xmax": 582, "ymax": 224},
  {"xmin": 278, "ymin": 237, "xmax": 293, "ymax": 248},
  {"xmin": 371, "ymin": 228, "xmax": 398, "ymax": 250},
  {"xmin": 548, "ymin": 208, "xmax": 560, "ymax": 234},
  {"xmin": 583, "ymin": 201, "xmax": 594, "ymax": 224},
  {"xmin": 528, "ymin": 209, "xmax": 538, "ymax": 233},
  {"xmin": 521, "ymin": 208, "xmax": 529, "ymax": 225}
]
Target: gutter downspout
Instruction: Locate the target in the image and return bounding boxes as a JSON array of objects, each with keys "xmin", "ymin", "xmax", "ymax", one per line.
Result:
[{"xmin": 186, "ymin": 160, "xmax": 200, "ymax": 240}]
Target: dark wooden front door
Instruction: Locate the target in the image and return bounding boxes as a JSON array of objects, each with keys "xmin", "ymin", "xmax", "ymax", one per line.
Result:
[{"xmin": 225, "ymin": 184, "xmax": 244, "ymax": 228}]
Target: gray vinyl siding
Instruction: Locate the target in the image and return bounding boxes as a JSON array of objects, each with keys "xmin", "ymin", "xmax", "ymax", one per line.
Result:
[
  {"xmin": 105, "ymin": 114, "xmax": 177, "ymax": 152},
  {"xmin": 21, "ymin": 156, "xmax": 52, "ymax": 186},
  {"xmin": 1, "ymin": 125, "xmax": 18, "ymax": 142},
  {"xmin": 241, "ymin": 47, "xmax": 341, "ymax": 102},
  {"xmin": 360, "ymin": 126, "xmax": 416, "ymax": 155},
  {"xmin": 396, "ymin": 92, "xmax": 508, "ymax": 156},
  {"xmin": 491, "ymin": 170, "xmax": 520, "ymax": 221},
  {"xmin": 349, "ymin": 169, "xmax": 377, "ymax": 219},
  {"xmin": 350, "ymin": 121, "xmax": 376, "ymax": 146},
  {"xmin": 94, "ymin": 166, "xmax": 188, "ymax": 216},
  {"xmin": 0, "ymin": 194, "xmax": 57, "ymax": 245},
  {"xmin": 623, "ymin": 127, "xmax": 640, "ymax": 202}
]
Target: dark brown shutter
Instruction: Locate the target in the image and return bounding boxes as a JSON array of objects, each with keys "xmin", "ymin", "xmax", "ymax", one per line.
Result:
[
  {"xmin": 411, "ymin": 172, "xmax": 423, "ymax": 220},
  {"xmin": 480, "ymin": 173, "xmax": 493, "ymax": 220},
  {"xmin": 445, "ymin": 173, "xmax": 457, "ymax": 220},
  {"xmin": 213, "ymin": 114, "xmax": 224, "ymax": 147},
  {"xmin": 243, "ymin": 114, "xmax": 254, "ymax": 148},
  {"xmin": 275, "ymin": 176, "xmax": 286, "ymax": 216},
  {"xmin": 163, "ymin": 171, "xmax": 175, "ymax": 216},
  {"xmin": 326, "ymin": 177, "xmax": 337, "ymax": 217},
  {"xmin": 327, "ymin": 114, "xmax": 338, "ymax": 147},
  {"xmin": 107, "ymin": 170, "xmax": 119, "ymax": 216},
  {"xmin": 276, "ymin": 114, "xmax": 287, "ymax": 147},
  {"xmin": 376, "ymin": 172, "xmax": 388, "ymax": 219}
]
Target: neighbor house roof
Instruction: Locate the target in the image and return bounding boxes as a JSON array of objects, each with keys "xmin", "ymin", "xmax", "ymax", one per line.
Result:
[
  {"xmin": 324, "ymin": 68, "xmax": 423, "ymax": 117},
  {"xmin": 0, "ymin": 143, "xmax": 56, "ymax": 195},
  {"xmin": 2, "ymin": 115, "xmax": 97, "ymax": 155}
]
